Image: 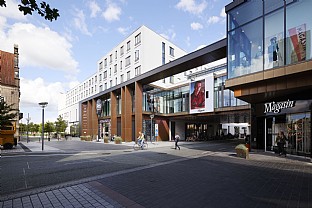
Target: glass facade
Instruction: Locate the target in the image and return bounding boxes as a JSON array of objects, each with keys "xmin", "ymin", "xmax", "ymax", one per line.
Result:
[
  {"xmin": 142, "ymin": 74, "xmax": 247, "ymax": 114},
  {"xmin": 228, "ymin": 0, "xmax": 312, "ymax": 79}
]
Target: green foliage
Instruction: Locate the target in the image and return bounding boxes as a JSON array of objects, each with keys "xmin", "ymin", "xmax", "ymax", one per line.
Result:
[
  {"xmin": 19, "ymin": 123, "xmax": 27, "ymax": 133},
  {"xmin": 0, "ymin": 99, "xmax": 18, "ymax": 130},
  {"xmin": 55, "ymin": 115, "xmax": 67, "ymax": 133},
  {"xmin": 44, "ymin": 121, "xmax": 55, "ymax": 136},
  {"xmin": 0, "ymin": 0, "xmax": 59, "ymax": 21},
  {"xmin": 114, "ymin": 136, "xmax": 123, "ymax": 144}
]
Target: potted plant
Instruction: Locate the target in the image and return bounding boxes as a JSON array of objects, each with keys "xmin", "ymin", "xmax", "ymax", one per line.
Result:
[
  {"xmin": 114, "ymin": 136, "xmax": 122, "ymax": 144},
  {"xmin": 103, "ymin": 136, "xmax": 109, "ymax": 143}
]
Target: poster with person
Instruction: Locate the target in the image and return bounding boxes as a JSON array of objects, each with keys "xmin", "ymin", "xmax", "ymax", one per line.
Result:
[{"xmin": 190, "ymin": 79, "xmax": 205, "ymax": 110}]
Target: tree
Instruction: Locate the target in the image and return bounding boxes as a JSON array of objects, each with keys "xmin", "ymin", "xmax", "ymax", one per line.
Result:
[
  {"xmin": 55, "ymin": 115, "xmax": 67, "ymax": 134},
  {"xmin": 0, "ymin": 0, "xmax": 59, "ymax": 21},
  {"xmin": 19, "ymin": 123, "xmax": 27, "ymax": 135},
  {"xmin": 0, "ymin": 98, "xmax": 18, "ymax": 130},
  {"xmin": 44, "ymin": 121, "xmax": 55, "ymax": 139}
]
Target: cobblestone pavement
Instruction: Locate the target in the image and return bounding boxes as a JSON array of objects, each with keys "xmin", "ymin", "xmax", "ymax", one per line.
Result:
[{"xmin": 1, "ymin": 141, "xmax": 312, "ymax": 208}]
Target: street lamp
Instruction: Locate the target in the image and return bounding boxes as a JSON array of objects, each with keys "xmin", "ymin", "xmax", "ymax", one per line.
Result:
[
  {"xmin": 26, "ymin": 113, "xmax": 31, "ymax": 143},
  {"xmin": 150, "ymin": 114, "xmax": 154, "ymax": 143},
  {"xmin": 38, "ymin": 102, "xmax": 48, "ymax": 151}
]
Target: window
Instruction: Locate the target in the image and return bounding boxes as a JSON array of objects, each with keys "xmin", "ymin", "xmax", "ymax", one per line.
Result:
[
  {"xmin": 120, "ymin": 46, "xmax": 124, "ymax": 56},
  {"xmin": 115, "ymin": 77, "xmax": 117, "ymax": 85},
  {"xmin": 286, "ymin": 0, "xmax": 312, "ymax": 64},
  {"xmin": 104, "ymin": 83, "xmax": 107, "ymax": 90},
  {"xmin": 162, "ymin": 42, "xmax": 165, "ymax": 65},
  {"xmin": 169, "ymin": 46, "xmax": 174, "ymax": 56},
  {"xmin": 115, "ymin": 50, "xmax": 117, "ymax": 60},
  {"xmin": 95, "ymin": 76, "xmax": 97, "ymax": 82},
  {"xmin": 99, "ymin": 73, "xmax": 102, "ymax": 82},
  {"xmin": 135, "ymin": 33, "xmax": 141, "ymax": 45},
  {"xmin": 104, "ymin": 58, "xmax": 107, "ymax": 67},
  {"xmin": 135, "ymin": 50, "xmax": 139, "ymax": 61},
  {"xmin": 110, "ymin": 80, "xmax": 112, "ymax": 88},
  {"xmin": 228, "ymin": 18, "xmax": 263, "ymax": 78},
  {"xmin": 127, "ymin": 71, "xmax": 130, "ymax": 80},
  {"xmin": 125, "ymin": 56, "xmax": 131, "ymax": 67},
  {"xmin": 120, "ymin": 74, "xmax": 124, "ymax": 83},
  {"xmin": 109, "ymin": 54, "xmax": 112, "ymax": 63},
  {"xmin": 99, "ymin": 62, "xmax": 103, "ymax": 70},
  {"xmin": 264, "ymin": 8, "xmax": 284, "ymax": 70},
  {"xmin": 135, "ymin": 65, "xmax": 141, "ymax": 76},
  {"xmin": 170, "ymin": 76, "xmax": 174, "ymax": 83},
  {"xmin": 120, "ymin": 60, "xmax": 123, "ymax": 71},
  {"xmin": 104, "ymin": 71, "xmax": 107, "ymax": 79},
  {"xmin": 99, "ymin": 85, "xmax": 103, "ymax": 91},
  {"xmin": 109, "ymin": 67, "xmax": 111, "ymax": 76},
  {"xmin": 127, "ymin": 41, "xmax": 131, "ymax": 51},
  {"xmin": 114, "ymin": 64, "xmax": 117, "ymax": 73}
]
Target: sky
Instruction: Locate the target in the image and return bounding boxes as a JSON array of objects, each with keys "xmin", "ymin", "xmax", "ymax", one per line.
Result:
[{"xmin": 0, "ymin": 0, "xmax": 232, "ymax": 124}]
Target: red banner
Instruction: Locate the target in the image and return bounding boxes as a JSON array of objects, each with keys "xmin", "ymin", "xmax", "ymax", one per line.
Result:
[{"xmin": 288, "ymin": 24, "xmax": 306, "ymax": 62}]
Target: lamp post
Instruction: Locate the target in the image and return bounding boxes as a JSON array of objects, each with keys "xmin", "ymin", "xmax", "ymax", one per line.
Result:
[
  {"xmin": 26, "ymin": 113, "xmax": 31, "ymax": 143},
  {"xmin": 150, "ymin": 114, "xmax": 154, "ymax": 143},
  {"xmin": 38, "ymin": 102, "xmax": 48, "ymax": 151},
  {"xmin": 96, "ymin": 99, "xmax": 102, "ymax": 142}
]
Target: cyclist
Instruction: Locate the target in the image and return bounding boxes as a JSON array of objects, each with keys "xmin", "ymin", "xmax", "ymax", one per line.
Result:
[{"xmin": 137, "ymin": 131, "xmax": 145, "ymax": 148}]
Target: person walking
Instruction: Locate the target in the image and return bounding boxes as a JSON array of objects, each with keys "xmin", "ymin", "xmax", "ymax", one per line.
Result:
[
  {"xmin": 174, "ymin": 134, "xmax": 180, "ymax": 150},
  {"xmin": 276, "ymin": 131, "xmax": 287, "ymax": 156}
]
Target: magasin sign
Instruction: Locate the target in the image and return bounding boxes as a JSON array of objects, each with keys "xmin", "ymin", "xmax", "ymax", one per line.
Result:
[{"xmin": 264, "ymin": 99, "xmax": 296, "ymax": 114}]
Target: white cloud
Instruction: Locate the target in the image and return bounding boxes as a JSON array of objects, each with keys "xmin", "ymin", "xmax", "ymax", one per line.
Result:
[
  {"xmin": 20, "ymin": 77, "xmax": 64, "ymax": 110},
  {"xmin": 176, "ymin": 0, "xmax": 207, "ymax": 15},
  {"xmin": 0, "ymin": 0, "xmax": 27, "ymax": 21},
  {"xmin": 0, "ymin": 22, "xmax": 79, "ymax": 75},
  {"xmin": 208, "ymin": 15, "xmax": 220, "ymax": 24},
  {"xmin": 102, "ymin": 3, "xmax": 121, "ymax": 22},
  {"xmin": 20, "ymin": 77, "xmax": 67, "ymax": 123},
  {"xmin": 117, "ymin": 26, "xmax": 132, "ymax": 36},
  {"xmin": 160, "ymin": 28, "xmax": 176, "ymax": 42},
  {"xmin": 88, "ymin": 1, "xmax": 101, "ymax": 18},
  {"xmin": 73, "ymin": 9, "xmax": 92, "ymax": 36},
  {"xmin": 191, "ymin": 22, "xmax": 203, "ymax": 30}
]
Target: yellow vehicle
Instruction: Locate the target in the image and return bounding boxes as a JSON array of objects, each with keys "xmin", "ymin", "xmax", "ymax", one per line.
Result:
[{"xmin": 0, "ymin": 123, "xmax": 17, "ymax": 149}]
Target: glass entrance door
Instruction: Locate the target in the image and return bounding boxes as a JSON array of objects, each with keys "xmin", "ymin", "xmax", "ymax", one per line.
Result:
[{"xmin": 287, "ymin": 113, "xmax": 311, "ymax": 155}]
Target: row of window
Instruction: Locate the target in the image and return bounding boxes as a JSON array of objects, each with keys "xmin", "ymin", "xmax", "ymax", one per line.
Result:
[
  {"xmin": 99, "ymin": 33, "xmax": 142, "ymax": 71},
  {"xmin": 95, "ymin": 74, "xmax": 246, "ymax": 117},
  {"xmin": 227, "ymin": 0, "xmax": 312, "ymax": 78}
]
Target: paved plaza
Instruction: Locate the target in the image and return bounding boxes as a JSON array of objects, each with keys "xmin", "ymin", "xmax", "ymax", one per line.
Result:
[{"xmin": 1, "ymin": 140, "xmax": 312, "ymax": 208}]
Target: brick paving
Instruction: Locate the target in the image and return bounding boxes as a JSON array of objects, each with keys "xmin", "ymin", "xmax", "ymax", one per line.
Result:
[{"xmin": 1, "ymin": 142, "xmax": 312, "ymax": 208}]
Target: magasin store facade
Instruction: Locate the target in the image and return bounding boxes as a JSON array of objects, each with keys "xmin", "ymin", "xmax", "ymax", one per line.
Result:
[{"xmin": 225, "ymin": 0, "xmax": 312, "ymax": 156}]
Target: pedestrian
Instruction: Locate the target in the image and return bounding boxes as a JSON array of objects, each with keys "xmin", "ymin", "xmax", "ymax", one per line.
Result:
[
  {"xmin": 174, "ymin": 134, "xmax": 180, "ymax": 150},
  {"xmin": 276, "ymin": 131, "xmax": 287, "ymax": 156}
]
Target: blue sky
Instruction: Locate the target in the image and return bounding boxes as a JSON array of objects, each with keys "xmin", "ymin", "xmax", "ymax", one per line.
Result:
[{"xmin": 0, "ymin": 0, "xmax": 231, "ymax": 124}]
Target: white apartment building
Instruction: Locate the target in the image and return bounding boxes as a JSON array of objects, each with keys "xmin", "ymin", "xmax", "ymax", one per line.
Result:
[{"xmin": 58, "ymin": 25, "xmax": 187, "ymax": 133}]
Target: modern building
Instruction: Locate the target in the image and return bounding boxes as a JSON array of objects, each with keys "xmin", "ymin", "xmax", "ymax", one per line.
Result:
[
  {"xmin": 58, "ymin": 25, "xmax": 187, "ymax": 136},
  {"xmin": 0, "ymin": 45, "xmax": 21, "ymax": 136},
  {"xmin": 225, "ymin": 0, "xmax": 312, "ymax": 156},
  {"xmin": 59, "ymin": 24, "xmax": 250, "ymax": 142}
]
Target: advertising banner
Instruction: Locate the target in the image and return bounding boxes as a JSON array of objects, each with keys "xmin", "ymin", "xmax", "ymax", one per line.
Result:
[
  {"xmin": 189, "ymin": 75, "xmax": 214, "ymax": 114},
  {"xmin": 288, "ymin": 24, "xmax": 306, "ymax": 62}
]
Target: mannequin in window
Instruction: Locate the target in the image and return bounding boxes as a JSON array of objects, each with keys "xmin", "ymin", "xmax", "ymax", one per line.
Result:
[
  {"xmin": 255, "ymin": 46, "xmax": 262, "ymax": 59},
  {"xmin": 268, "ymin": 37, "xmax": 279, "ymax": 63}
]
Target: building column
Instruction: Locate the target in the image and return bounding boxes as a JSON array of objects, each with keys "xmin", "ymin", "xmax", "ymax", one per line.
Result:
[
  {"xmin": 135, "ymin": 82, "xmax": 143, "ymax": 139},
  {"xmin": 110, "ymin": 91, "xmax": 117, "ymax": 136},
  {"xmin": 124, "ymin": 86, "xmax": 132, "ymax": 142},
  {"xmin": 121, "ymin": 87, "xmax": 125, "ymax": 141}
]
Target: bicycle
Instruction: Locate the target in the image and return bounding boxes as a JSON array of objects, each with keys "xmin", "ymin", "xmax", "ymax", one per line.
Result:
[{"xmin": 133, "ymin": 140, "xmax": 148, "ymax": 150}]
